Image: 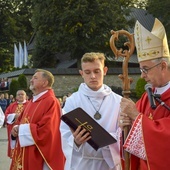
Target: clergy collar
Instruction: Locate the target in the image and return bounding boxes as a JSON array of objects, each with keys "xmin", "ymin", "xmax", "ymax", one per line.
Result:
[
  {"xmin": 84, "ymin": 83, "xmax": 105, "ymax": 92},
  {"xmin": 155, "ymin": 81, "xmax": 170, "ymax": 94},
  {"xmin": 80, "ymin": 83, "xmax": 111, "ymax": 98},
  {"xmin": 17, "ymin": 100, "xmax": 27, "ymax": 104},
  {"xmin": 32, "ymin": 90, "xmax": 48, "ymax": 102}
]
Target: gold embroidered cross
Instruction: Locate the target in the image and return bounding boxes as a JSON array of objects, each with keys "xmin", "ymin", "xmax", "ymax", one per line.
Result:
[
  {"xmin": 145, "ymin": 36, "xmax": 152, "ymax": 44},
  {"xmin": 15, "ymin": 103, "xmax": 24, "ymax": 114}
]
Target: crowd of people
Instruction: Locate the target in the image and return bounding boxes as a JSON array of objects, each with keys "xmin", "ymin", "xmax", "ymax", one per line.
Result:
[
  {"xmin": 0, "ymin": 18, "xmax": 170, "ymax": 170},
  {"xmin": 57, "ymin": 93, "xmax": 72, "ymax": 108},
  {"xmin": 0, "ymin": 93, "xmax": 15, "ymax": 127}
]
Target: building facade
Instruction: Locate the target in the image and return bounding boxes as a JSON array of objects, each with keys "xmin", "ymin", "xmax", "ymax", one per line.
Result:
[{"xmin": 0, "ymin": 68, "xmax": 141, "ymax": 97}]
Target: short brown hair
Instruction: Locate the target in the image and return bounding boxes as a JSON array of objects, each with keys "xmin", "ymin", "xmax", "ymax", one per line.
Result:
[
  {"xmin": 81, "ymin": 52, "xmax": 106, "ymax": 67},
  {"xmin": 35, "ymin": 69, "xmax": 54, "ymax": 87}
]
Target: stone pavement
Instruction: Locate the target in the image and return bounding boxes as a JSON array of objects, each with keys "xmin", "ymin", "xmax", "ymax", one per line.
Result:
[{"xmin": 0, "ymin": 127, "xmax": 10, "ymax": 170}]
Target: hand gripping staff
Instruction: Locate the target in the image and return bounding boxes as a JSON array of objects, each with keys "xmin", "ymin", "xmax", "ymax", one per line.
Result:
[{"xmin": 110, "ymin": 30, "xmax": 135, "ymax": 170}]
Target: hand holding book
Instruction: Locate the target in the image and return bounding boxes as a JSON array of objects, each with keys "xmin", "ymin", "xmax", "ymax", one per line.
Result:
[
  {"xmin": 61, "ymin": 107, "xmax": 117, "ymax": 150},
  {"xmin": 73, "ymin": 126, "xmax": 91, "ymax": 147}
]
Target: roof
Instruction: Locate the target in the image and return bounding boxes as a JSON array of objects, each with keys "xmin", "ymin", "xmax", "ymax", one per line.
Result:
[
  {"xmin": 0, "ymin": 67, "xmax": 140, "ymax": 79},
  {"xmin": 0, "ymin": 69, "xmax": 26, "ymax": 79},
  {"xmin": 56, "ymin": 59, "xmax": 77, "ymax": 69},
  {"xmin": 27, "ymin": 32, "xmax": 35, "ymax": 51},
  {"xmin": 106, "ymin": 54, "xmax": 138, "ymax": 63},
  {"xmin": 108, "ymin": 8, "xmax": 155, "ymax": 63},
  {"xmin": 128, "ymin": 7, "xmax": 155, "ymax": 33}
]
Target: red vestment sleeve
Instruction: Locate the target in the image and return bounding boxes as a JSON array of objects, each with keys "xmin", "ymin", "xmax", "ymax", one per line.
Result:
[{"xmin": 130, "ymin": 89, "xmax": 170, "ymax": 170}]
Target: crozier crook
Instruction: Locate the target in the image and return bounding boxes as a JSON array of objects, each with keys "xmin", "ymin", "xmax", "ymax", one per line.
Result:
[{"xmin": 110, "ymin": 30, "xmax": 135, "ymax": 170}]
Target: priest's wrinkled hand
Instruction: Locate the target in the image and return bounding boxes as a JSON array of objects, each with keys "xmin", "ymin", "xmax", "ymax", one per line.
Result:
[
  {"xmin": 11, "ymin": 125, "xmax": 19, "ymax": 137},
  {"xmin": 118, "ymin": 112, "xmax": 132, "ymax": 129},
  {"xmin": 73, "ymin": 126, "xmax": 91, "ymax": 147},
  {"xmin": 120, "ymin": 97, "xmax": 139, "ymax": 120}
]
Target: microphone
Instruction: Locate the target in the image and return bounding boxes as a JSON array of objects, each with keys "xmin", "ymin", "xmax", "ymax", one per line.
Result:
[{"xmin": 144, "ymin": 84, "xmax": 157, "ymax": 109}]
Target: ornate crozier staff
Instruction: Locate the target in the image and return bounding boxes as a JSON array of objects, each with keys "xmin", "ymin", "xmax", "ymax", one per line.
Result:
[{"xmin": 110, "ymin": 30, "xmax": 135, "ymax": 170}]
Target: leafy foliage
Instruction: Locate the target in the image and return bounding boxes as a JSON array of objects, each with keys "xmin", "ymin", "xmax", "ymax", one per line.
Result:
[
  {"xmin": 135, "ymin": 77, "xmax": 147, "ymax": 99},
  {"xmin": 31, "ymin": 0, "xmax": 134, "ymax": 67},
  {"xmin": 9, "ymin": 74, "xmax": 28, "ymax": 97},
  {"xmin": 0, "ymin": 0, "xmax": 33, "ymax": 73},
  {"xmin": 9, "ymin": 79, "xmax": 20, "ymax": 97},
  {"xmin": 18, "ymin": 74, "xmax": 28, "ymax": 91},
  {"xmin": 146, "ymin": 0, "xmax": 170, "ymax": 41}
]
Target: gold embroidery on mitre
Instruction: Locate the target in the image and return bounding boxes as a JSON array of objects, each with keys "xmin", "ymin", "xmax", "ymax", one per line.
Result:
[
  {"xmin": 139, "ymin": 50, "xmax": 160, "ymax": 58},
  {"xmin": 148, "ymin": 113, "xmax": 153, "ymax": 120},
  {"xmin": 134, "ymin": 18, "xmax": 170, "ymax": 62},
  {"xmin": 145, "ymin": 36, "xmax": 152, "ymax": 44},
  {"xmin": 148, "ymin": 50, "xmax": 160, "ymax": 57},
  {"xmin": 164, "ymin": 48, "xmax": 169, "ymax": 55}
]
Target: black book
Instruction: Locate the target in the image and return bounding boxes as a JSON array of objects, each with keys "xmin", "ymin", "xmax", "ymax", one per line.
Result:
[{"xmin": 61, "ymin": 107, "xmax": 117, "ymax": 150}]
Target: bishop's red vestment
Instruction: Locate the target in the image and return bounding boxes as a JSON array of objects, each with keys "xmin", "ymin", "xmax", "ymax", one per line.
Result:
[{"xmin": 124, "ymin": 88, "xmax": 170, "ymax": 170}]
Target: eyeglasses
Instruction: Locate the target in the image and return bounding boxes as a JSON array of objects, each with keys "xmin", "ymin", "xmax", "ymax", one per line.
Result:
[{"xmin": 140, "ymin": 62, "xmax": 162, "ymax": 74}]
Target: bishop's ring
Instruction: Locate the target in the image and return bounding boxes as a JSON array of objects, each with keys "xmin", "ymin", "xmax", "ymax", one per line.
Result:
[{"xmin": 120, "ymin": 120, "xmax": 123, "ymax": 124}]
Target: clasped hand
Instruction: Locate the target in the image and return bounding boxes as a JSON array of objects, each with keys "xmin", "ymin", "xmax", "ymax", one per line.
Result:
[
  {"xmin": 11, "ymin": 125, "xmax": 19, "ymax": 137},
  {"xmin": 119, "ymin": 97, "xmax": 139, "ymax": 129},
  {"xmin": 72, "ymin": 126, "xmax": 91, "ymax": 147}
]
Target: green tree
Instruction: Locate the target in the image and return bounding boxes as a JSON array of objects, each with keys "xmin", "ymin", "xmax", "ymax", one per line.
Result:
[
  {"xmin": 0, "ymin": 1, "xmax": 15, "ymax": 73},
  {"xmin": 135, "ymin": 77, "xmax": 147, "ymax": 99},
  {"xmin": 145, "ymin": 0, "xmax": 170, "ymax": 41},
  {"xmin": 9, "ymin": 79, "xmax": 20, "ymax": 97},
  {"xmin": 126, "ymin": 0, "xmax": 147, "ymax": 8},
  {"xmin": 0, "ymin": 0, "xmax": 33, "ymax": 73},
  {"xmin": 18, "ymin": 74, "xmax": 28, "ymax": 91},
  {"xmin": 31, "ymin": 0, "xmax": 134, "ymax": 67}
]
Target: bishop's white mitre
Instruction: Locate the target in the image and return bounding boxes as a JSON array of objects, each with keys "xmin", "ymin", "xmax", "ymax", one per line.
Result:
[{"xmin": 134, "ymin": 18, "xmax": 170, "ymax": 62}]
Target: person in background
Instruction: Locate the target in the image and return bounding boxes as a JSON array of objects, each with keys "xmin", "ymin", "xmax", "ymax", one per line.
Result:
[
  {"xmin": 5, "ymin": 90, "xmax": 28, "ymax": 158},
  {"xmin": 0, "ymin": 93, "xmax": 7, "ymax": 127},
  {"xmin": 119, "ymin": 18, "xmax": 170, "ymax": 170},
  {"xmin": 60, "ymin": 52, "xmax": 122, "ymax": 170},
  {"xmin": 0, "ymin": 78, "xmax": 8, "ymax": 90},
  {"xmin": 0, "ymin": 106, "xmax": 5, "ymax": 128},
  {"xmin": 10, "ymin": 69, "xmax": 65, "ymax": 170},
  {"xmin": 4, "ymin": 93, "xmax": 10, "ymax": 108},
  {"xmin": 62, "ymin": 95, "xmax": 67, "ymax": 108},
  {"xmin": 58, "ymin": 97, "xmax": 63, "ymax": 107},
  {"xmin": 9, "ymin": 94, "xmax": 15, "ymax": 104},
  {"xmin": 67, "ymin": 92, "xmax": 72, "ymax": 97},
  {"xmin": 0, "ymin": 93, "xmax": 7, "ymax": 113}
]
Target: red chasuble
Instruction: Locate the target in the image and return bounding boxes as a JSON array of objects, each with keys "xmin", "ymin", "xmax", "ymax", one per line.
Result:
[
  {"xmin": 126, "ymin": 88, "xmax": 170, "ymax": 170},
  {"xmin": 5, "ymin": 101, "xmax": 29, "ymax": 158},
  {"xmin": 10, "ymin": 89, "xmax": 65, "ymax": 170}
]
